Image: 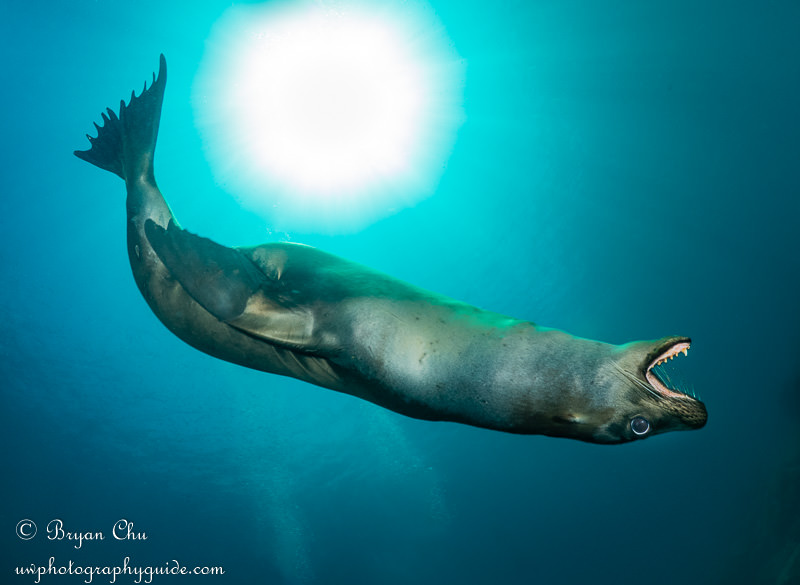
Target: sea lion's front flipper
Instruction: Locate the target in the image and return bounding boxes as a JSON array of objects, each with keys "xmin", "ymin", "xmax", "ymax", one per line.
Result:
[{"xmin": 144, "ymin": 220, "xmax": 320, "ymax": 351}]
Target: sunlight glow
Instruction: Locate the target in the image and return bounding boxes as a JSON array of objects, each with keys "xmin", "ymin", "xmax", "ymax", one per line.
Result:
[{"xmin": 193, "ymin": 0, "xmax": 465, "ymax": 233}]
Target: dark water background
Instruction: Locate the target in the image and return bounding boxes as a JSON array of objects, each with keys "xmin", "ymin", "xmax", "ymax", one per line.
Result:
[{"xmin": 2, "ymin": 1, "xmax": 799, "ymax": 583}]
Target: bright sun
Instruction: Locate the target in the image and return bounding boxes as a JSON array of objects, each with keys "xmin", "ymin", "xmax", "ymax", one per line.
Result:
[{"xmin": 193, "ymin": 0, "xmax": 465, "ymax": 233}]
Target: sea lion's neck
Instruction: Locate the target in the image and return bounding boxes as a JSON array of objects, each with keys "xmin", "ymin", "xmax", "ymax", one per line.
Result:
[{"xmin": 480, "ymin": 330, "xmax": 618, "ymax": 434}]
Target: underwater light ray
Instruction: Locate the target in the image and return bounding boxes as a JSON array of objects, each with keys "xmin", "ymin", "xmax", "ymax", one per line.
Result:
[{"xmin": 192, "ymin": 0, "xmax": 465, "ymax": 234}]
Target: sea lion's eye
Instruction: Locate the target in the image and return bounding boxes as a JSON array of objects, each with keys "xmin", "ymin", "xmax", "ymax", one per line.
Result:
[{"xmin": 631, "ymin": 416, "xmax": 650, "ymax": 436}]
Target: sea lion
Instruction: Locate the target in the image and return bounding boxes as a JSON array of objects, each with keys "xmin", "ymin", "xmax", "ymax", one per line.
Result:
[{"xmin": 75, "ymin": 55, "xmax": 707, "ymax": 444}]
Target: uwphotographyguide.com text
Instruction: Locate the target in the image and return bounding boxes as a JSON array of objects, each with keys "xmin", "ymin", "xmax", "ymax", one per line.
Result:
[{"xmin": 15, "ymin": 557, "xmax": 225, "ymax": 584}]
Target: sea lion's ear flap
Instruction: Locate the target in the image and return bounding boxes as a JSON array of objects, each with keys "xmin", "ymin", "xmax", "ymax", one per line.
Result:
[{"xmin": 552, "ymin": 413, "xmax": 582, "ymax": 424}]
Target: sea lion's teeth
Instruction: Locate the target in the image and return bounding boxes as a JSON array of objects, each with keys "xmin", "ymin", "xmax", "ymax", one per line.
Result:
[{"xmin": 682, "ymin": 348, "xmax": 688, "ymax": 357}]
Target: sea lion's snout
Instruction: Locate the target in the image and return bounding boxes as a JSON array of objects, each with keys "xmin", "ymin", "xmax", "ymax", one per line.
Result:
[
  {"xmin": 642, "ymin": 337, "xmax": 708, "ymax": 431},
  {"xmin": 608, "ymin": 337, "xmax": 707, "ymax": 441}
]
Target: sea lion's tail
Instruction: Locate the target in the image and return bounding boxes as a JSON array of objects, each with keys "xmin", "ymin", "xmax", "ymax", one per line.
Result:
[{"xmin": 74, "ymin": 54, "xmax": 167, "ymax": 183}]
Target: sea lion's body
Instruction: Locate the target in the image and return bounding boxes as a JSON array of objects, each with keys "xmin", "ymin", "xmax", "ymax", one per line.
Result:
[
  {"xmin": 139, "ymin": 220, "xmax": 614, "ymax": 436},
  {"xmin": 76, "ymin": 56, "xmax": 707, "ymax": 443}
]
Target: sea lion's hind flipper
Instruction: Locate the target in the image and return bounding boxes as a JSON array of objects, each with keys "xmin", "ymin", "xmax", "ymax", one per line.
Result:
[
  {"xmin": 144, "ymin": 220, "xmax": 321, "ymax": 352},
  {"xmin": 74, "ymin": 54, "xmax": 167, "ymax": 182}
]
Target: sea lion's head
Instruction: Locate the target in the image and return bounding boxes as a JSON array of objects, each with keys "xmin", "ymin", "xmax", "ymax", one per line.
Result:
[{"xmin": 584, "ymin": 336, "xmax": 707, "ymax": 444}]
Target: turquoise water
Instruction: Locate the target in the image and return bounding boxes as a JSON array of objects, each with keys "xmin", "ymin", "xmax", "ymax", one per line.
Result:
[{"xmin": 2, "ymin": 1, "xmax": 799, "ymax": 583}]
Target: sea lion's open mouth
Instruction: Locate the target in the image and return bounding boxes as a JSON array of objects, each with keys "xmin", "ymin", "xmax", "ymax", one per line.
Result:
[{"xmin": 644, "ymin": 337, "xmax": 697, "ymax": 400}]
